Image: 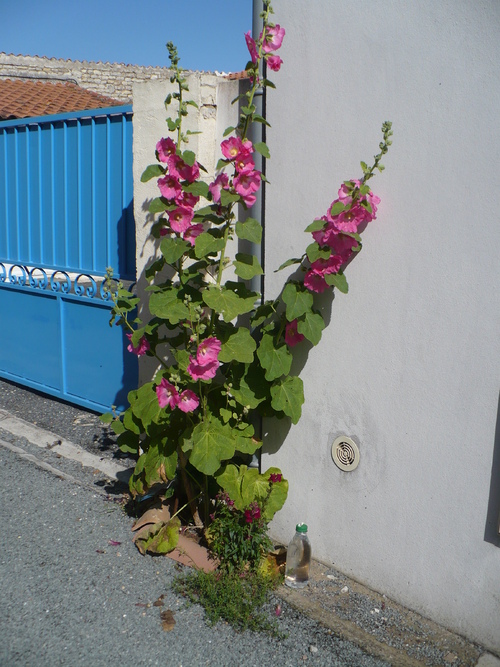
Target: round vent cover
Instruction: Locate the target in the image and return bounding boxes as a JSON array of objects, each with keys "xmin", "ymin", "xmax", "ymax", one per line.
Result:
[{"xmin": 331, "ymin": 436, "xmax": 360, "ymax": 471}]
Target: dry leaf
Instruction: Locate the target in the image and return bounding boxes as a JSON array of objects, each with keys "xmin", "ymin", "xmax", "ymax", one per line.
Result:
[
  {"xmin": 160, "ymin": 609, "xmax": 175, "ymax": 632},
  {"xmin": 153, "ymin": 594, "xmax": 165, "ymax": 607},
  {"xmin": 131, "ymin": 502, "xmax": 172, "ymax": 533}
]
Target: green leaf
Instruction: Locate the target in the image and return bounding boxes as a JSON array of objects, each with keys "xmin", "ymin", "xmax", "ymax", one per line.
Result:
[
  {"xmin": 329, "ymin": 201, "xmax": 345, "ymax": 217},
  {"xmin": 194, "ymin": 232, "xmax": 225, "ymax": 259},
  {"xmin": 275, "ymin": 257, "xmax": 302, "ymax": 272},
  {"xmin": 202, "ymin": 283, "xmax": 258, "ymax": 322},
  {"xmin": 253, "ymin": 141, "xmax": 270, "ymax": 159},
  {"xmin": 100, "ymin": 412, "xmax": 113, "ymax": 424},
  {"xmin": 270, "ymin": 376, "xmax": 304, "ymax": 424},
  {"xmin": 297, "ymin": 311, "xmax": 325, "ymax": 346},
  {"xmin": 149, "ymin": 197, "xmax": 169, "ymax": 213},
  {"xmin": 306, "ymin": 242, "xmax": 331, "ymax": 263},
  {"xmin": 220, "ymin": 189, "xmax": 240, "ymax": 206},
  {"xmin": 166, "ymin": 117, "xmax": 179, "ymax": 131},
  {"xmin": 186, "ymin": 100, "xmax": 199, "ymax": 109},
  {"xmin": 235, "ymin": 434, "xmax": 261, "ymax": 456},
  {"xmin": 149, "ymin": 288, "xmax": 189, "ymax": 324},
  {"xmin": 131, "ymin": 382, "xmax": 161, "ymax": 431},
  {"xmin": 182, "ymin": 150, "xmax": 196, "ymax": 166},
  {"xmin": 282, "ymin": 282, "xmax": 314, "ymax": 320},
  {"xmin": 160, "ymin": 237, "xmax": 189, "ymax": 264},
  {"xmin": 216, "ymin": 158, "xmax": 230, "ymax": 171},
  {"xmin": 234, "ymin": 253, "xmax": 263, "ymax": 281},
  {"xmin": 304, "ymin": 219, "xmax": 326, "ymax": 233},
  {"xmin": 141, "ymin": 164, "xmax": 164, "ymax": 182},
  {"xmin": 231, "ymin": 364, "xmax": 268, "ymax": 409},
  {"xmin": 241, "ymin": 104, "xmax": 256, "ymax": 116},
  {"xmin": 325, "ymin": 271, "xmax": 349, "ymax": 293},
  {"xmin": 187, "ymin": 417, "xmax": 236, "ymax": 475},
  {"xmin": 256, "ymin": 333, "xmax": 292, "ymax": 381},
  {"xmin": 223, "ymin": 126, "xmax": 235, "ymax": 137},
  {"xmin": 260, "ymin": 467, "xmax": 288, "ymax": 521},
  {"xmin": 134, "ymin": 517, "xmax": 180, "ymax": 555},
  {"xmin": 235, "ymin": 218, "xmax": 262, "ymax": 244},
  {"xmin": 215, "ymin": 463, "xmax": 245, "ymax": 509},
  {"xmin": 252, "ymin": 114, "xmax": 271, "ymax": 127},
  {"xmin": 183, "ymin": 181, "xmax": 209, "ymax": 198},
  {"xmin": 219, "ymin": 328, "xmax": 256, "ymax": 364},
  {"xmin": 251, "ymin": 300, "xmax": 277, "ymax": 327}
]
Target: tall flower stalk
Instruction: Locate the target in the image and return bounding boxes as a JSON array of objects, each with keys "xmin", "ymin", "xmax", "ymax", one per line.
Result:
[{"xmin": 102, "ymin": 1, "xmax": 392, "ymax": 556}]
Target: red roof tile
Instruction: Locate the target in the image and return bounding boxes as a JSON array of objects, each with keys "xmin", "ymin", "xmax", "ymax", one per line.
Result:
[{"xmin": 0, "ymin": 79, "xmax": 124, "ymax": 120}]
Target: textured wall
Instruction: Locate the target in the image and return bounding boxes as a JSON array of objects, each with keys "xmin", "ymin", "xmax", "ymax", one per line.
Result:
[
  {"xmin": 0, "ymin": 52, "xmax": 174, "ymax": 103},
  {"xmin": 261, "ymin": 0, "xmax": 500, "ymax": 653}
]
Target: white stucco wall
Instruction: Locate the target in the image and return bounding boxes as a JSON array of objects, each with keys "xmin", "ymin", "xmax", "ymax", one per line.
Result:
[{"xmin": 261, "ymin": 0, "xmax": 500, "ymax": 652}]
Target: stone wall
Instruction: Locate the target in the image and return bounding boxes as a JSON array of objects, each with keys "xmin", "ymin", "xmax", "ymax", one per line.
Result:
[{"xmin": 0, "ymin": 52, "xmax": 177, "ymax": 103}]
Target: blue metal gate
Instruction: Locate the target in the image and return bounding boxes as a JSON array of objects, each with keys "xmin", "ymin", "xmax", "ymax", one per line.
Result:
[{"xmin": 0, "ymin": 106, "xmax": 137, "ymax": 412}]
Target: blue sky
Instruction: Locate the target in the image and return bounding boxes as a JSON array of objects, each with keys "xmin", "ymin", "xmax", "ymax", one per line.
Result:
[{"xmin": 1, "ymin": 0, "xmax": 252, "ymax": 73}]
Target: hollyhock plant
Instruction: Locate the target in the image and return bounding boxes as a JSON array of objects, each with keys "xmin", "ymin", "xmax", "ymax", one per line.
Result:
[
  {"xmin": 156, "ymin": 379, "xmax": 180, "ymax": 409},
  {"xmin": 285, "ymin": 320, "xmax": 305, "ymax": 347},
  {"xmin": 103, "ymin": 0, "xmax": 392, "ymax": 570},
  {"xmin": 156, "ymin": 137, "xmax": 176, "ymax": 162},
  {"xmin": 168, "ymin": 205, "xmax": 195, "ymax": 233},
  {"xmin": 126, "ymin": 333, "xmax": 150, "ymax": 356}
]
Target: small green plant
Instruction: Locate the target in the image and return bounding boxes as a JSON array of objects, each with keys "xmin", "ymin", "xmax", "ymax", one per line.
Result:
[{"xmin": 173, "ymin": 569, "xmax": 283, "ymax": 636}]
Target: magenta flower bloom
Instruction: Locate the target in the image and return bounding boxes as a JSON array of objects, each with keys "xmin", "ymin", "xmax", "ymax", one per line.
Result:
[
  {"xmin": 187, "ymin": 358, "xmax": 219, "ymax": 381},
  {"xmin": 158, "ymin": 174, "xmax": 182, "ymax": 201},
  {"xmin": 196, "ymin": 337, "xmax": 222, "ymax": 365},
  {"xmin": 183, "ymin": 223, "xmax": 204, "ymax": 246},
  {"xmin": 304, "ymin": 268, "xmax": 328, "ymax": 294},
  {"xmin": 126, "ymin": 333, "xmax": 150, "ymax": 356},
  {"xmin": 156, "ymin": 379, "xmax": 180, "ymax": 409},
  {"xmin": 167, "ymin": 154, "xmax": 200, "ymax": 183},
  {"xmin": 208, "ymin": 172, "xmax": 229, "ymax": 204},
  {"xmin": 234, "ymin": 170, "xmax": 261, "ymax": 199},
  {"xmin": 266, "ymin": 54, "xmax": 283, "ymax": 72},
  {"xmin": 269, "ymin": 473, "xmax": 282, "ymax": 483},
  {"xmin": 156, "ymin": 137, "xmax": 176, "ymax": 163},
  {"xmin": 234, "ymin": 153, "xmax": 255, "ymax": 174},
  {"xmin": 261, "ymin": 24, "xmax": 285, "ymax": 53},
  {"xmin": 244, "ymin": 31, "xmax": 258, "ymax": 63},
  {"xmin": 175, "ymin": 190, "xmax": 199, "ymax": 209},
  {"xmin": 177, "ymin": 389, "xmax": 199, "ymax": 413},
  {"xmin": 285, "ymin": 320, "xmax": 305, "ymax": 348},
  {"xmin": 244, "ymin": 509, "xmax": 253, "ymax": 524},
  {"xmin": 221, "ymin": 136, "xmax": 253, "ymax": 162},
  {"xmin": 168, "ymin": 206, "xmax": 195, "ymax": 233}
]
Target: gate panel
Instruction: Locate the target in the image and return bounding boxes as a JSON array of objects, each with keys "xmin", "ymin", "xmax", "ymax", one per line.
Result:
[{"xmin": 0, "ymin": 106, "xmax": 137, "ymax": 411}]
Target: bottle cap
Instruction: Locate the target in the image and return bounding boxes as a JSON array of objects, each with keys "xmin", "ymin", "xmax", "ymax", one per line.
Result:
[{"xmin": 296, "ymin": 523, "xmax": 308, "ymax": 533}]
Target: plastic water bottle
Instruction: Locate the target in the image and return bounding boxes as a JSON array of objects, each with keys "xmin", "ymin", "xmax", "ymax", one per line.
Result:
[{"xmin": 285, "ymin": 523, "xmax": 311, "ymax": 588}]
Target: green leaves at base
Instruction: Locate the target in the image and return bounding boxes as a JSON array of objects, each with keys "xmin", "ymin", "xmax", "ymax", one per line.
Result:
[
  {"xmin": 128, "ymin": 436, "xmax": 178, "ymax": 497},
  {"xmin": 270, "ymin": 376, "xmax": 304, "ymax": 424},
  {"xmin": 149, "ymin": 287, "xmax": 189, "ymax": 324},
  {"xmin": 133, "ymin": 517, "xmax": 181, "ymax": 555},
  {"xmin": 234, "ymin": 253, "xmax": 263, "ymax": 281},
  {"xmin": 183, "ymin": 417, "xmax": 236, "ymax": 475},
  {"xmin": 297, "ymin": 311, "xmax": 325, "ymax": 346}
]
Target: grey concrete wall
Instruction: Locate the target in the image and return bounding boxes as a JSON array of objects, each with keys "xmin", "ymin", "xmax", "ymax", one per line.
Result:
[{"xmin": 261, "ymin": 0, "xmax": 500, "ymax": 653}]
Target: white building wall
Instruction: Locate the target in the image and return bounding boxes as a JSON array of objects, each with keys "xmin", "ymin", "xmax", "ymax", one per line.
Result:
[{"xmin": 261, "ymin": 0, "xmax": 500, "ymax": 652}]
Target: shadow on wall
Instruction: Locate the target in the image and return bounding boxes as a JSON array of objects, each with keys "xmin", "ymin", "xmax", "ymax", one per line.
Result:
[{"xmin": 484, "ymin": 391, "xmax": 500, "ymax": 547}]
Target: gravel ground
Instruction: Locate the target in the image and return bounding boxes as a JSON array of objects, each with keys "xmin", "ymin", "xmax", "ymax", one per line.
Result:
[{"xmin": 0, "ymin": 378, "xmax": 488, "ymax": 667}]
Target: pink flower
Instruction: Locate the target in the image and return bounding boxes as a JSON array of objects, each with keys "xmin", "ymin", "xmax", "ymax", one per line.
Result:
[
  {"xmin": 240, "ymin": 193, "xmax": 256, "ymax": 207},
  {"xmin": 156, "ymin": 379, "xmax": 180, "ymax": 409},
  {"xmin": 312, "ymin": 255, "xmax": 344, "ymax": 275},
  {"xmin": 234, "ymin": 153, "xmax": 255, "ymax": 173},
  {"xmin": 266, "ymin": 54, "xmax": 283, "ymax": 72},
  {"xmin": 285, "ymin": 320, "xmax": 304, "ymax": 348},
  {"xmin": 331, "ymin": 204, "xmax": 366, "ymax": 233},
  {"xmin": 221, "ymin": 136, "xmax": 253, "ymax": 162},
  {"xmin": 178, "ymin": 389, "xmax": 199, "ymax": 413},
  {"xmin": 126, "ymin": 333, "xmax": 150, "ymax": 356},
  {"xmin": 304, "ymin": 269, "xmax": 328, "ymax": 294},
  {"xmin": 183, "ymin": 223, "xmax": 204, "ymax": 246},
  {"xmin": 196, "ymin": 337, "xmax": 222, "ymax": 365},
  {"xmin": 187, "ymin": 358, "xmax": 219, "ymax": 381},
  {"xmin": 156, "ymin": 137, "xmax": 176, "ymax": 163},
  {"xmin": 168, "ymin": 206, "xmax": 194, "ymax": 233},
  {"xmin": 261, "ymin": 24, "xmax": 285, "ymax": 53},
  {"xmin": 244, "ymin": 31, "xmax": 258, "ymax": 63},
  {"xmin": 167, "ymin": 154, "xmax": 200, "ymax": 183},
  {"xmin": 209, "ymin": 172, "xmax": 229, "ymax": 204},
  {"xmin": 337, "ymin": 181, "xmax": 381, "ymax": 223},
  {"xmin": 269, "ymin": 473, "xmax": 282, "ymax": 483},
  {"xmin": 158, "ymin": 174, "xmax": 182, "ymax": 200},
  {"xmin": 175, "ymin": 190, "xmax": 199, "ymax": 209},
  {"xmin": 312, "ymin": 224, "xmax": 359, "ymax": 259},
  {"xmin": 234, "ymin": 170, "xmax": 261, "ymax": 200}
]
